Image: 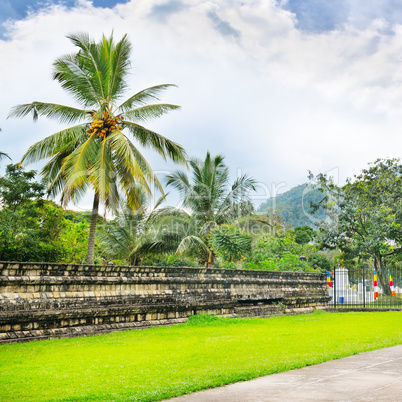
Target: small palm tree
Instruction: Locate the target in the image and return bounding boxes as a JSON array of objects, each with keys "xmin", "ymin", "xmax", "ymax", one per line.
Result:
[
  {"xmin": 8, "ymin": 33, "xmax": 187, "ymax": 264},
  {"xmin": 163, "ymin": 152, "xmax": 257, "ymax": 266},
  {"xmin": 97, "ymin": 189, "xmax": 180, "ymax": 265}
]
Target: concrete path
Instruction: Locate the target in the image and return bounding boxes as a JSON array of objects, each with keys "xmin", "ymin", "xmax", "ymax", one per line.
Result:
[{"xmin": 169, "ymin": 345, "xmax": 402, "ymax": 401}]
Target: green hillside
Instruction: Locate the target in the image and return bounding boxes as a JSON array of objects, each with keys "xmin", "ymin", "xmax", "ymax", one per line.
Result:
[{"xmin": 257, "ymin": 183, "xmax": 326, "ymax": 228}]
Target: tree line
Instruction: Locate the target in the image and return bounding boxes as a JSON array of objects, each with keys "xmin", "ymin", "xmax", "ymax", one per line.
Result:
[{"xmin": 3, "ymin": 32, "xmax": 401, "ymax": 278}]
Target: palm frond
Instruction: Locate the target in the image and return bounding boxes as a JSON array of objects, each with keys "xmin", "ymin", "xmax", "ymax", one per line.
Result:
[
  {"xmin": 165, "ymin": 170, "xmax": 191, "ymax": 198},
  {"xmin": 117, "ymin": 84, "xmax": 177, "ymax": 112},
  {"xmin": 60, "ymin": 180, "xmax": 90, "ymax": 206},
  {"xmin": 189, "ymin": 152, "xmax": 229, "ymax": 211},
  {"xmin": 41, "ymin": 153, "xmax": 68, "ymax": 197},
  {"xmin": 8, "ymin": 102, "xmax": 90, "ymax": 124},
  {"xmin": 98, "ymin": 221, "xmax": 134, "ymax": 260},
  {"xmin": 61, "ymin": 132, "xmax": 99, "ymax": 205},
  {"xmin": 90, "ymin": 135, "xmax": 116, "ymax": 205},
  {"xmin": 109, "ymin": 131, "xmax": 153, "ymax": 189},
  {"xmin": 153, "ymin": 193, "xmax": 168, "ymax": 210},
  {"xmin": 140, "ymin": 238, "xmax": 180, "ymax": 254},
  {"xmin": 108, "ymin": 34, "xmax": 131, "ymax": 102},
  {"xmin": 220, "ymin": 174, "xmax": 257, "ymax": 208},
  {"xmin": 53, "ymin": 54, "xmax": 101, "ymax": 107},
  {"xmin": 107, "ymin": 130, "xmax": 164, "ymax": 209},
  {"xmin": 177, "ymin": 235, "xmax": 209, "ymax": 254},
  {"xmin": 235, "ymin": 215, "xmax": 278, "ymax": 237},
  {"xmin": 154, "ymin": 210, "xmax": 191, "ymax": 227},
  {"xmin": 63, "ymin": 33, "xmax": 106, "ymax": 104},
  {"xmin": 142, "ymin": 194, "xmax": 169, "ymax": 225},
  {"xmin": 97, "ymin": 189, "xmax": 176, "ymax": 264},
  {"xmin": 123, "ymin": 121, "xmax": 187, "ymax": 165},
  {"xmin": 0, "ymin": 152, "xmax": 11, "ymax": 161},
  {"xmin": 122, "ymin": 104, "xmax": 180, "ymax": 124},
  {"xmin": 20, "ymin": 124, "xmax": 87, "ymax": 166}
]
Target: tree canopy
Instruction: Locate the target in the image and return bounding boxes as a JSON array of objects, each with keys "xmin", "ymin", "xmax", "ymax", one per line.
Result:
[
  {"xmin": 0, "ymin": 165, "xmax": 89, "ymax": 262},
  {"xmin": 311, "ymin": 158, "xmax": 402, "ymax": 293}
]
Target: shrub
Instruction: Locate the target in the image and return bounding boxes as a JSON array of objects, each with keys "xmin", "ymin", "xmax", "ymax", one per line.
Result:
[
  {"xmin": 294, "ymin": 226, "xmax": 315, "ymax": 245},
  {"xmin": 243, "ymin": 232, "xmax": 313, "ymax": 272},
  {"xmin": 148, "ymin": 255, "xmax": 199, "ymax": 267},
  {"xmin": 209, "ymin": 225, "xmax": 252, "ymax": 263},
  {"xmin": 308, "ymin": 253, "xmax": 333, "ymax": 271}
]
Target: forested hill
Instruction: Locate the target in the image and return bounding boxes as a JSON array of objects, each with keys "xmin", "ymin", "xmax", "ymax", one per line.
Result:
[{"xmin": 257, "ymin": 183, "xmax": 326, "ymax": 228}]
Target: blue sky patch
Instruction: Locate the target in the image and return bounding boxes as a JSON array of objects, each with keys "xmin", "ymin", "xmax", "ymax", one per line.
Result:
[
  {"xmin": 283, "ymin": 0, "xmax": 402, "ymax": 34},
  {"xmin": 0, "ymin": 0, "xmax": 129, "ymax": 39},
  {"xmin": 283, "ymin": 0, "xmax": 349, "ymax": 33}
]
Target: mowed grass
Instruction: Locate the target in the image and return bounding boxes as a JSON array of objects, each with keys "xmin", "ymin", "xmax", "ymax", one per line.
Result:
[{"xmin": 0, "ymin": 311, "xmax": 401, "ymax": 401}]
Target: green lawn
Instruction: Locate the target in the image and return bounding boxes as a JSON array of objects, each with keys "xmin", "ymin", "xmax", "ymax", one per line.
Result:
[{"xmin": 0, "ymin": 311, "xmax": 401, "ymax": 401}]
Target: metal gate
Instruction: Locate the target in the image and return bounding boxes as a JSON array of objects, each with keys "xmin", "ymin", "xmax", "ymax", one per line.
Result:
[{"xmin": 327, "ymin": 266, "xmax": 402, "ymax": 309}]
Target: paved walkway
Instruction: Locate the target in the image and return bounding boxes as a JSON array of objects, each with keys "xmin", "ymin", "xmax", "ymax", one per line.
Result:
[{"xmin": 169, "ymin": 345, "xmax": 402, "ymax": 401}]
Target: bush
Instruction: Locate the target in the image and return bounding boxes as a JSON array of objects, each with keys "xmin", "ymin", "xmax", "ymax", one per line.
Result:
[
  {"xmin": 243, "ymin": 232, "xmax": 313, "ymax": 272},
  {"xmin": 148, "ymin": 255, "xmax": 199, "ymax": 267},
  {"xmin": 166, "ymin": 255, "xmax": 199, "ymax": 267},
  {"xmin": 309, "ymin": 253, "xmax": 333, "ymax": 272},
  {"xmin": 294, "ymin": 226, "xmax": 315, "ymax": 245},
  {"xmin": 209, "ymin": 225, "xmax": 252, "ymax": 263}
]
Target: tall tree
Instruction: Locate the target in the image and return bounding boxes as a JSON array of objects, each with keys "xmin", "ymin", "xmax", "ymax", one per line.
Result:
[
  {"xmin": 163, "ymin": 152, "xmax": 256, "ymax": 266},
  {"xmin": 311, "ymin": 158, "xmax": 402, "ymax": 294},
  {"xmin": 8, "ymin": 33, "xmax": 187, "ymax": 264}
]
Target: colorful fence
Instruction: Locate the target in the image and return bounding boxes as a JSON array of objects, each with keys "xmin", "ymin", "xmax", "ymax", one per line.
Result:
[{"xmin": 327, "ymin": 266, "xmax": 402, "ymax": 309}]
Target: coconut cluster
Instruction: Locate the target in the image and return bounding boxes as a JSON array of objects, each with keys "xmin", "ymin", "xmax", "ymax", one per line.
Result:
[{"xmin": 87, "ymin": 114, "xmax": 123, "ymax": 139}]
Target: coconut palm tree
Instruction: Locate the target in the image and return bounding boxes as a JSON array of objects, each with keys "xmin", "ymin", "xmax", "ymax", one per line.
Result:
[
  {"xmin": 8, "ymin": 33, "xmax": 187, "ymax": 264},
  {"xmin": 163, "ymin": 152, "xmax": 257, "ymax": 266}
]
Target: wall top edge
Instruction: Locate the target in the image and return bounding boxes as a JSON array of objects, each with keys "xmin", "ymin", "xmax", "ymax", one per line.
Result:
[{"xmin": 0, "ymin": 261, "xmax": 325, "ymax": 279}]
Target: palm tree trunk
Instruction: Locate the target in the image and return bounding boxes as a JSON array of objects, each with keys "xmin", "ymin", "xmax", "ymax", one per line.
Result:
[
  {"xmin": 87, "ymin": 193, "xmax": 99, "ymax": 265},
  {"xmin": 206, "ymin": 250, "xmax": 215, "ymax": 268}
]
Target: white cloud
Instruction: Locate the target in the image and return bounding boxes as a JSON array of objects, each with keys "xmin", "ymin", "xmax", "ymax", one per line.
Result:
[{"xmin": 1, "ymin": 0, "xmax": 402, "ymax": 210}]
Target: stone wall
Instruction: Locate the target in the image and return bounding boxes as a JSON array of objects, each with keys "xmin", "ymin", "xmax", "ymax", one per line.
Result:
[{"xmin": 0, "ymin": 262, "xmax": 330, "ymax": 344}]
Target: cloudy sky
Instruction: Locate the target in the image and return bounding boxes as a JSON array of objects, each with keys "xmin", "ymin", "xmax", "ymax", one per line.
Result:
[{"xmin": 1, "ymin": 0, "xmax": 402, "ymax": 209}]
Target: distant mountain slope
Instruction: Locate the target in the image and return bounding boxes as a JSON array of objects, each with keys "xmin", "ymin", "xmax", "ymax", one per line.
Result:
[{"xmin": 257, "ymin": 183, "xmax": 326, "ymax": 228}]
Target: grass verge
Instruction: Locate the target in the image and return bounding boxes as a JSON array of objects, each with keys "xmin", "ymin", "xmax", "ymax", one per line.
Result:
[{"xmin": 0, "ymin": 311, "xmax": 401, "ymax": 401}]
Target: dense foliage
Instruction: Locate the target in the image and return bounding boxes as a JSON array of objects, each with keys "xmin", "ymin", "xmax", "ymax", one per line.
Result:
[
  {"xmin": 308, "ymin": 253, "xmax": 333, "ymax": 271},
  {"xmin": 243, "ymin": 231, "xmax": 314, "ymax": 272},
  {"xmin": 0, "ymin": 163, "xmax": 335, "ymax": 271},
  {"xmin": 209, "ymin": 225, "xmax": 252, "ymax": 263},
  {"xmin": 294, "ymin": 225, "xmax": 315, "ymax": 245},
  {"xmin": 311, "ymin": 158, "xmax": 402, "ymax": 293},
  {"xmin": 0, "ymin": 164, "xmax": 333, "ymax": 271},
  {"xmin": 0, "ymin": 165, "xmax": 89, "ymax": 262}
]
